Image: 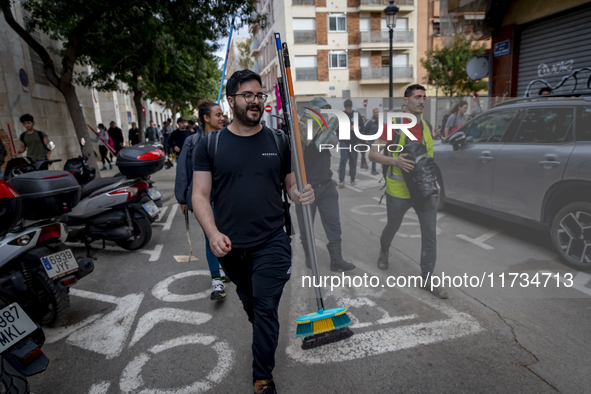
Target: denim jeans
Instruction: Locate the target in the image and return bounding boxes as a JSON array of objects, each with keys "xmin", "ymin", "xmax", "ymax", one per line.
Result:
[
  {"xmin": 338, "ymin": 144, "xmax": 358, "ymax": 182},
  {"xmin": 380, "ymin": 194, "xmax": 437, "ymax": 279}
]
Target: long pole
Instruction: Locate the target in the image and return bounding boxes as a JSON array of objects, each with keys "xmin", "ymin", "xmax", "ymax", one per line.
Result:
[
  {"xmin": 389, "ymin": 27, "xmax": 394, "ymax": 111},
  {"xmin": 217, "ymin": 15, "xmax": 236, "ymax": 104},
  {"xmin": 6, "ymin": 124, "xmax": 17, "ymax": 155},
  {"xmin": 275, "ymin": 33, "xmax": 324, "ymax": 313}
]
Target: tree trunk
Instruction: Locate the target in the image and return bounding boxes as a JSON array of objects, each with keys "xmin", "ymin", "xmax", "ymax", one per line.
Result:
[
  {"xmin": 133, "ymin": 89, "xmax": 145, "ymax": 142},
  {"xmin": 61, "ymin": 84, "xmax": 100, "ymax": 176}
]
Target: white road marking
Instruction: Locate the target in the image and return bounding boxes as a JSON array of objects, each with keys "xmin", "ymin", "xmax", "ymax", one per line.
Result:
[
  {"xmin": 45, "ymin": 314, "xmax": 103, "ymax": 344},
  {"xmin": 456, "ymin": 230, "xmax": 500, "ymax": 250},
  {"xmin": 336, "ymin": 297, "xmax": 417, "ymax": 328},
  {"xmin": 539, "ymin": 271, "xmax": 591, "ymax": 297},
  {"xmin": 67, "ymin": 289, "xmax": 144, "ymax": 359},
  {"xmin": 141, "ymin": 244, "xmax": 163, "ymax": 261},
  {"xmin": 152, "ymin": 270, "xmax": 211, "ymax": 302},
  {"xmin": 120, "ymin": 334, "xmax": 235, "ymax": 394},
  {"xmin": 286, "ymin": 297, "xmax": 483, "ymax": 364},
  {"xmin": 154, "ymin": 205, "xmax": 169, "ymax": 222},
  {"xmin": 88, "ymin": 382, "xmax": 111, "ymax": 394},
  {"xmin": 153, "ymin": 203, "xmax": 178, "ymax": 231},
  {"xmin": 129, "ymin": 308, "xmax": 212, "ymax": 348},
  {"xmin": 174, "ymin": 255, "xmax": 199, "ymax": 262},
  {"xmin": 65, "ymin": 242, "xmax": 163, "ymax": 261},
  {"xmin": 351, "ymin": 204, "xmax": 387, "ymax": 216}
]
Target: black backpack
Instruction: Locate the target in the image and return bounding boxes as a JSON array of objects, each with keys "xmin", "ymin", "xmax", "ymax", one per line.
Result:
[{"xmin": 205, "ymin": 128, "xmax": 294, "ymax": 237}]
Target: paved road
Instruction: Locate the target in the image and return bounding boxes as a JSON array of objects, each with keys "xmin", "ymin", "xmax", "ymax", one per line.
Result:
[{"xmin": 29, "ymin": 157, "xmax": 591, "ymax": 394}]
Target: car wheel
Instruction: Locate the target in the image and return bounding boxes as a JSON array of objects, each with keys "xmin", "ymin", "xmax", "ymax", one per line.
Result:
[{"xmin": 551, "ymin": 202, "xmax": 591, "ymax": 271}]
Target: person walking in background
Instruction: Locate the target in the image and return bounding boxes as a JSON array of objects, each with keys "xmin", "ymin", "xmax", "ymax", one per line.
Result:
[
  {"xmin": 145, "ymin": 120, "xmax": 159, "ymax": 142},
  {"xmin": 17, "ymin": 114, "xmax": 50, "ymax": 161},
  {"xmin": 296, "ymin": 97, "xmax": 355, "ymax": 273},
  {"xmin": 175, "ymin": 99, "xmax": 229, "ymax": 300},
  {"xmin": 337, "ymin": 99, "xmax": 360, "ymax": 188},
  {"xmin": 93, "ymin": 123, "xmax": 113, "ymax": 170},
  {"xmin": 169, "ymin": 117, "xmax": 191, "ymax": 159},
  {"xmin": 443, "ymin": 101, "xmax": 468, "ymax": 138},
  {"xmin": 128, "ymin": 122, "xmax": 140, "ymax": 145},
  {"xmin": 187, "ymin": 119, "xmax": 197, "ymax": 134},
  {"xmin": 163, "ymin": 119, "xmax": 173, "ymax": 154},
  {"xmin": 363, "ymin": 108, "xmax": 381, "ymax": 175},
  {"xmin": 368, "ymin": 84, "xmax": 447, "ymax": 299},
  {"xmin": 107, "ymin": 121, "xmax": 124, "ymax": 155}
]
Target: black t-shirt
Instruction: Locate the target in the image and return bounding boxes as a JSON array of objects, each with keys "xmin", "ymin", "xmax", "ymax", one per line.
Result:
[{"xmin": 193, "ymin": 126, "xmax": 291, "ymax": 248}]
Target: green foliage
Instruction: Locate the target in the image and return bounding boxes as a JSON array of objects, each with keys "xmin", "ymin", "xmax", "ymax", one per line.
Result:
[
  {"xmin": 236, "ymin": 38, "xmax": 254, "ymax": 70},
  {"xmin": 420, "ymin": 35, "xmax": 489, "ymax": 97}
]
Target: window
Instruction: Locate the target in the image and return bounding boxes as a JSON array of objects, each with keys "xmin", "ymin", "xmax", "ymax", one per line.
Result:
[
  {"xmin": 359, "ymin": 18, "xmax": 370, "ymax": 32},
  {"xmin": 293, "ymin": 18, "xmax": 316, "ymax": 30},
  {"xmin": 329, "ymin": 14, "xmax": 347, "ymax": 32},
  {"xmin": 466, "ymin": 110, "xmax": 517, "ymax": 143},
  {"xmin": 512, "ymin": 108, "xmax": 574, "ymax": 144},
  {"xmin": 295, "ymin": 56, "xmax": 318, "ymax": 81},
  {"xmin": 433, "ymin": 20, "xmax": 441, "ymax": 36},
  {"xmin": 577, "ymin": 107, "xmax": 591, "ymax": 142},
  {"xmin": 382, "ymin": 53, "xmax": 408, "ymax": 67},
  {"xmin": 329, "ymin": 52, "xmax": 347, "ymax": 69},
  {"xmin": 381, "ymin": 17, "xmax": 408, "ymax": 30},
  {"xmin": 360, "ymin": 53, "xmax": 371, "ymax": 68}
]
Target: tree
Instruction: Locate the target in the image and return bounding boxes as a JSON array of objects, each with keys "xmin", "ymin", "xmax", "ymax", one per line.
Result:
[
  {"xmin": 236, "ymin": 38, "xmax": 255, "ymax": 70},
  {"xmin": 421, "ymin": 35, "xmax": 488, "ymax": 97},
  {"xmin": 0, "ymin": 0, "xmax": 134, "ymax": 170},
  {"xmin": 76, "ymin": 1, "xmax": 258, "ymax": 133}
]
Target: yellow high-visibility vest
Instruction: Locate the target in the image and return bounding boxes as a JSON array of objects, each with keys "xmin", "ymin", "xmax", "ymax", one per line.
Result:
[{"xmin": 385, "ymin": 118, "xmax": 433, "ymax": 199}]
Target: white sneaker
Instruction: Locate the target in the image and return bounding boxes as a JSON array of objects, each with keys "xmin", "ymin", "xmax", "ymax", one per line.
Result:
[{"xmin": 211, "ymin": 280, "xmax": 226, "ymax": 301}]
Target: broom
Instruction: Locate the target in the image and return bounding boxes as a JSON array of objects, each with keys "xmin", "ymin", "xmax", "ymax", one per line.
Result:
[{"xmin": 274, "ymin": 34, "xmax": 354, "ymax": 350}]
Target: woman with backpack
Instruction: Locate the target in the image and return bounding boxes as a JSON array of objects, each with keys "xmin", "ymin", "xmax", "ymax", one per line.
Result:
[
  {"xmin": 443, "ymin": 101, "xmax": 468, "ymax": 138},
  {"xmin": 93, "ymin": 123, "xmax": 113, "ymax": 170},
  {"xmin": 175, "ymin": 99, "xmax": 229, "ymax": 301}
]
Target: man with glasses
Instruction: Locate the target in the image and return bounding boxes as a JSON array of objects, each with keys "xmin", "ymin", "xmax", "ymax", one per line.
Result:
[
  {"xmin": 191, "ymin": 70, "xmax": 314, "ymax": 394},
  {"xmin": 368, "ymin": 84, "xmax": 447, "ymax": 299}
]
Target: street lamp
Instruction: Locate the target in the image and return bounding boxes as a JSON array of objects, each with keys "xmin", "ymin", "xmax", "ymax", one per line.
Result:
[{"xmin": 384, "ymin": 0, "xmax": 399, "ymax": 111}]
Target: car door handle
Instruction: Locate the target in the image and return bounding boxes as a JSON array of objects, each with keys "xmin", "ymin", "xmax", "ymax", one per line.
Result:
[
  {"xmin": 479, "ymin": 151, "xmax": 493, "ymax": 161},
  {"xmin": 538, "ymin": 160, "xmax": 561, "ymax": 167}
]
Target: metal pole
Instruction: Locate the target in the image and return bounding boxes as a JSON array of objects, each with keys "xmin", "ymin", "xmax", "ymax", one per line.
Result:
[
  {"xmin": 217, "ymin": 14, "xmax": 236, "ymax": 104},
  {"xmin": 389, "ymin": 27, "xmax": 394, "ymax": 111}
]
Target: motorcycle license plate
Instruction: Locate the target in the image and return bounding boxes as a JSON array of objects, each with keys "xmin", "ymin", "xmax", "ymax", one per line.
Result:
[
  {"xmin": 0, "ymin": 303, "xmax": 37, "ymax": 354},
  {"xmin": 143, "ymin": 200, "xmax": 160, "ymax": 217},
  {"xmin": 40, "ymin": 249, "xmax": 79, "ymax": 279},
  {"xmin": 148, "ymin": 187, "xmax": 162, "ymax": 200}
]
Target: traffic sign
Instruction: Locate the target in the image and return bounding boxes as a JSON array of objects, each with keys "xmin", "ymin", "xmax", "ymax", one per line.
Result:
[
  {"xmin": 142, "ymin": 106, "xmax": 146, "ymax": 114},
  {"xmin": 363, "ymin": 99, "xmax": 368, "ymax": 108},
  {"xmin": 265, "ymin": 105, "xmax": 272, "ymax": 113}
]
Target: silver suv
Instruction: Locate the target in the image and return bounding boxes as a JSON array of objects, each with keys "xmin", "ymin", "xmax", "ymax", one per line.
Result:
[{"xmin": 433, "ymin": 96, "xmax": 591, "ymax": 271}]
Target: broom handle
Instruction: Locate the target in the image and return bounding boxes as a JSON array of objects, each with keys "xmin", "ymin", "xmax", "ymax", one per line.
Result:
[{"xmin": 275, "ymin": 34, "xmax": 324, "ymax": 312}]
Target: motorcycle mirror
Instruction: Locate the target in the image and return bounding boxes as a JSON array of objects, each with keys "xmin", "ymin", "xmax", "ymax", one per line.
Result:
[
  {"xmin": 46, "ymin": 141, "xmax": 56, "ymax": 151},
  {"xmin": 80, "ymin": 138, "xmax": 86, "ymax": 146}
]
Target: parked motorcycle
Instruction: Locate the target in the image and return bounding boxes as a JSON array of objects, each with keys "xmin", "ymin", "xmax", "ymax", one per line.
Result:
[
  {"xmin": 0, "ymin": 176, "xmax": 94, "ymax": 326},
  {"xmin": 2, "ymin": 142, "xmax": 58, "ymax": 182},
  {"xmin": 63, "ymin": 142, "xmax": 165, "ymax": 252},
  {"xmin": 0, "ymin": 301, "xmax": 49, "ymax": 394}
]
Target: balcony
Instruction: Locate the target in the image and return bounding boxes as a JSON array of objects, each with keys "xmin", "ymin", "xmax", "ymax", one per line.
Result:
[
  {"xmin": 295, "ymin": 67, "xmax": 318, "ymax": 81},
  {"xmin": 360, "ymin": 66, "xmax": 413, "ymax": 83},
  {"xmin": 294, "ymin": 30, "xmax": 317, "ymax": 44},
  {"xmin": 252, "ymin": 61, "xmax": 260, "ymax": 74},
  {"xmin": 293, "ymin": 0, "xmax": 315, "ymax": 4},
  {"xmin": 360, "ymin": 0, "xmax": 414, "ymax": 8},
  {"xmin": 360, "ymin": 30, "xmax": 414, "ymax": 43},
  {"xmin": 250, "ymin": 36, "xmax": 260, "ymax": 56}
]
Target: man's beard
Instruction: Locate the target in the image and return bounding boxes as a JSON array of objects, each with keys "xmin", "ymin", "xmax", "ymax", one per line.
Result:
[{"xmin": 233, "ymin": 102, "xmax": 263, "ymax": 127}]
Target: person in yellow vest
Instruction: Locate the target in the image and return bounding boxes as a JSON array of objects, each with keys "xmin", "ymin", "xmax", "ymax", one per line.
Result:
[{"xmin": 368, "ymin": 84, "xmax": 447, "ymax": 299}]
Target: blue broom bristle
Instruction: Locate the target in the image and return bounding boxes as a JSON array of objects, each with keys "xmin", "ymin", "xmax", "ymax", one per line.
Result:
[
  {"xmin": 332, "ymin": 313, "xmax": 352, "ymax": 329},
  {"xmin": 296, "ymin": 322, "xmax": 313, "ymax": 338}
]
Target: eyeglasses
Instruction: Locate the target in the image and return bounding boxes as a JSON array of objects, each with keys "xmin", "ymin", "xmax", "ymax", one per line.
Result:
[{"xmin": 230, "ymin": 92, "xmax": 268, "ymax": 103}]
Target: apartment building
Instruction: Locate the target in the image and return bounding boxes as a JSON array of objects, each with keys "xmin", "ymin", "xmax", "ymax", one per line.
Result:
[{"xmin": 251, "ymin": 0, "xmax": 445, "ymax": 120}]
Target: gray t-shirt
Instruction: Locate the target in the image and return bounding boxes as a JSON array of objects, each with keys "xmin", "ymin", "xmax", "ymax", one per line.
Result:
[
  {"xmin": 445, "ymin": 113, "xmax": 464, "ymax": 129},
  {"xmin": 21, "ymin": 130, "xmax": 47, "ymax": 161}
]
